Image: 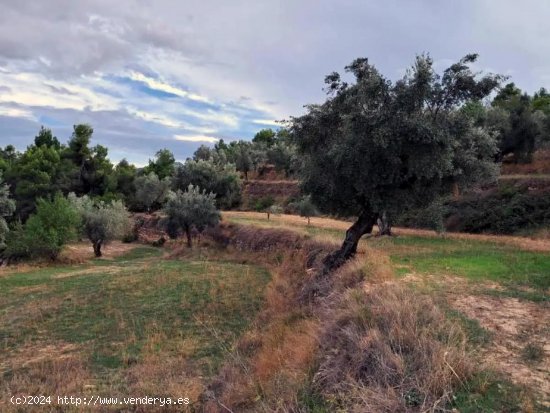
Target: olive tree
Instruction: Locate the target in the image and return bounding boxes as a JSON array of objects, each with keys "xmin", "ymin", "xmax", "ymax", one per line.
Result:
[
  {"xmin": 172, "ymin": 159, "xmax": 241, "ymax": 209},
  {"xmin": 290, "ymin": 195, "xmax": 318, "ymax": 225},
  {"xmin": 163, "ymin": 184, "xmax": 220, "ymax": 247},
  {"xmin": 134, "ymin": 172, "xmax": 171, "ymax": 212},
  {"xmin": 266, "ymin": 204, "xmax": 283, "ymax": 220},
  {"xmin": 70, "ymin": 194, "xmax": 131, "ymax": 257},
  {"xmin": 0, "ymin": 172, "xmax": 15, "ymax": 249},
  {"xmin": 291, "ymin": 54, "xmax": 503, "ymax": 270}
]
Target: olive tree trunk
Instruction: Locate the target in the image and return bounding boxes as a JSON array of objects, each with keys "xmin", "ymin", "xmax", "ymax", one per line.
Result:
[
  {"xmin": 323, "ymin": 210, "xmax": 377, "ymax": 271},
  {"xmin": 377, "ymin": 211, "xmax": 392, "ymax": 236},
  {"xmin": 185, "ymin": 228, "xmax": 193, "ymax": 248},
  {"xmin": 93, "ymin": 240, "xmax": 103, "ymax": 257}
]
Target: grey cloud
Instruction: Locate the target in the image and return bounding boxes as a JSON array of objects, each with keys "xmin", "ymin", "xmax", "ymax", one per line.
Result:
[
  {"xmin": 0, "ymin": 0, "xmax": 201, "ymax": 76},
  {"xmin": 1, "ymin": 0, "xmax": 549, "ymax": 164},
  {"xmin": 45, "ymin": 84, "xmax": 78, "ymax": 95}
]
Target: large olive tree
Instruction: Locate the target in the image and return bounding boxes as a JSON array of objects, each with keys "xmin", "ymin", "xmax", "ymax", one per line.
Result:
[{"xmin": 291, "ymin": 54, "xmax": 503, "ymax": 270}]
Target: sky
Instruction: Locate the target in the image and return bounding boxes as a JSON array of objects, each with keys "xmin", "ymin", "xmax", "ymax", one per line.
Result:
[{"xmin": 0, "ymin": 0, "xmax": 549, "ymax": 165}]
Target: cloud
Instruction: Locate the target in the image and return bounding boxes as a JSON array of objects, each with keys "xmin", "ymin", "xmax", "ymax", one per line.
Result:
[
  {"xmin": 0, "ymin": 104, "xmax": 35, "ymax": 120},
  {"xmin": 174, "ymin": 134, "xmax": 219, "ymax": 143},
  {"xmin": 128, "ymin": 71, "xmax": 210, "ymax": 103},
  {"xmin": 252, "ymin": 119, "xmax": 280, "ymax": 127},
  {"xmin": 128, "ymin": 108, "xmax": 184, "ymax": 129},
  {"xmin": 1, "ymin": 0, "xmax": 549, "ymax": 163}
]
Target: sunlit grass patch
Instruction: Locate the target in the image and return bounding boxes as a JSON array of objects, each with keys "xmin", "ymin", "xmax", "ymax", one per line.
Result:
[{"xmin": 374, "ymin": 235, "xmax": 550, "ymax": 290}]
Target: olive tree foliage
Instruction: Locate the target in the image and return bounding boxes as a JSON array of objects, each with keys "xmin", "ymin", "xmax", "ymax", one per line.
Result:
[
  {"xmin": 291, "ymin": 54, "xmax": 503, "ymax": 270},
  {"xmin": 172, "ymin": 159, "xmax": 241, "ymax": 209},
  {"xmin": 266, "ymin": 204, "xmax": 283, "ymax": 220},
  {"xmin": 69, "ymin": 193, "xmax": 131, "ymax": 257},
  {"xmin": 489, "ymin": 84, "xmax": 546, "ymax": 162},
  {"xmin": 289, "ymin": 195, "xmax": 318, "ymax": 225},
  {"xmin": 134, "ymin": 172, "xmax": 171, "ymax": 212},
  {"xmin": 162, "ymin": 185, "xmax": 220, "ymax": 247},
  {"xmin": 0, "ymin": 173, "xmax": 15, "ymax": 249}
]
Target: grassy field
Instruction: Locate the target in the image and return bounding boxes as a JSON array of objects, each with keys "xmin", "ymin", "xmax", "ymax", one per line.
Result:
[
  {"xmin": 0, "ymin": 245, "xmax": 270, "ymax": 410},
  {"xmin": 224, "ymin": 211, "xmax": 550, "ymax": 293}
]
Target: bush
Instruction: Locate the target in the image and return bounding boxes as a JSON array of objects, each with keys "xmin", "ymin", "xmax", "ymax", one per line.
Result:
[
  {"xmin": 4, "ymin": 195, "xmax": 79, "ymax": 260},
  {"xmin": 172, "ymin": 160, "xmax": 241, "ymax": 209},
  {"xmin": 3, "ymin": 221, "xmax": 30, "ymax": 261},
  {"xmin": 253, "ymin": 196, "xmax": 275, "ymax": 212},
  {"xmin": 398, "ymin": 184, "xmax": 550, "ymax": 235}
]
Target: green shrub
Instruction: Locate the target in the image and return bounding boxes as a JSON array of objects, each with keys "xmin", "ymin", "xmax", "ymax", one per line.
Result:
[
  {"xmin": 398, "ymin": 185, "xmax": 550, "ymax": 235},
  {"xmin": 4, "ymin": 221, "xmax": 30, "ymax": 261},
  {"xmin": 4, "ymin": 195, "xmax": 79, "ymax": 260},
  {"xmin": 253, "ymin": 196, "xmax": 275, "ymax": 212}
]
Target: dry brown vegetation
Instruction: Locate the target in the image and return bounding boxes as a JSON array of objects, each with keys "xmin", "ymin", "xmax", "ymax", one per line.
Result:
[
  {"xmin": 451, "ymin": 294, "xmax": 550, "ymax": 404},
  {"xmin": 241, "ymin": 179, "xmax": 301, "ymax": 209},
  {"xmin": 501, "ymin": 149, "xmax": 550, "ymax": 175},
  {"xmin": 198, "ymin": 224, "xmax": 479, "ymax": 412},
  {"xmin": 223, "ymin": 210, "xmax": 550, "ymax": 251}
]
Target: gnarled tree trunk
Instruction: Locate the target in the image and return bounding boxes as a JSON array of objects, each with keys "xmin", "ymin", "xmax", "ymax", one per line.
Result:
[
  {"xmin": 323, "ymin": 210, "xmax": 377, "ymax": 272},
  {"xmin": 377, "ymin": 211, "xmax": 392, "ymax": 236},
  {"xmin": 185, "ymin": 228, "xmax": 193, "ymax": 248},
  {"xmin": 93, "ymin": 240, "xmax": 102, "ymax": 257}
]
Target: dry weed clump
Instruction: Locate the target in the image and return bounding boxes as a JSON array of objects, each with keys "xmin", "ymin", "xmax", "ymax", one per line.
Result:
[
  {"xmin": 202, "ymin": 246, "xmax": 319, "ymax": 412},
  {"xmin": 230, "ymin": 224, "xmax": 304, "ymax": 252},
  {"xmin": 1, "ymin": 355, "xmax": 90, "ymax": 413},
  {"xmin": 314, "ymin": 284, "xmax": 472, "ymax": 412}
]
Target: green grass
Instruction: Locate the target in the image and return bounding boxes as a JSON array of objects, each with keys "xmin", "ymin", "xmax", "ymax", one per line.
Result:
[
  {"xmin": 225, "ymin": 214, "xmax": 550, "ymax": 293},
  {"xmin": 368, "ymin": 235, "xmax": 550, "ymax": 291},
  {"xmin": 451, "ymin": 371, "xmax": 536, "ymax": 413},
  {"xmin": 446, "ymin": 309, "xmax": 493, "ymax": 347},
  {"xmin": 0, "ymin": 245, "xmax": 271, "ymax": 399}
]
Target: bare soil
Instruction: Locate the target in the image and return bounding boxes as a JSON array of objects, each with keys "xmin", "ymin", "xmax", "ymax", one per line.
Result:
[
  {"xmin": 452, "ymin": 295, "xmax": 550, "ymax": 407},
  {"xmin": 400, "ymin": 271, "xmax": 550, "ymax": 407}
]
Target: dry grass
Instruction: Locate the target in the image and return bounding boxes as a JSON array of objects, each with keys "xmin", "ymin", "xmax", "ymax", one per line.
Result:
[
  {"xmin": 203, "ymin": 247, "xmax": 320, "ymax": 412},
  {"xmin": 201, "ymin": 224, "xmax": 477, "ymax": 412},
  {"xmin": 450, "ymin": 295, "xmax": 550, "ymax": 406},
  {"xmin": 0, "ymin": 243, "xmax": 270, "ymax": 413},
  {"xmin": 223, "ymin": 210, "xmax": 550, "ymax": 252},
  {"xmin": 315, "ymin": 285, "xmax": 472, "ymax": 412},
  {"xmin": 57, "ymin": 241, "xmax": 139, "ymax": 264},
  {"xmin": 1, "ymin": 351, "xmax": 90, "ymax": 413},
  {"xmin": 501, "ymin": 149, "xmax": 550, "ymax": 175}
]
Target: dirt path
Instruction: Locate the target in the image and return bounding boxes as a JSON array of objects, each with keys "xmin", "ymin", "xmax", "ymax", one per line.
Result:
[
  {"xmin": 452, "ymin": 294, "xmax": 550, "ymax": 407},
  {"xmin": 223, "ymin": 211, "xmax": 550, "ymax": 252},
  {"xmin": 397, "ymin": 271, "xmax": 550, "ymax": 407}
]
